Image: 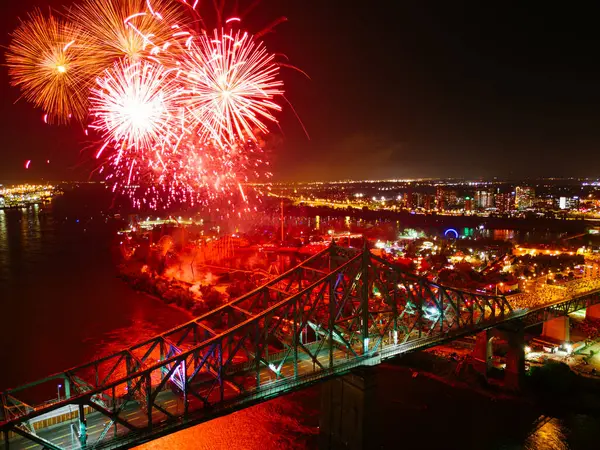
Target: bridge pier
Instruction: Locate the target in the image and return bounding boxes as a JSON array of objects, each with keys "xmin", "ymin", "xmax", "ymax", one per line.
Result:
[
  {"xmin": 472, "ymin": 330, "xmax": 493, "ymax": 374},
  {"xmin": 470, "ymin": 323, "xmax": 525, "ymax": 390},
  {"xmin": 541, "ymin": 316, "xmax": 570, "ymax": 342},
  {"xmin": 503, "ymin": 323, "xmax": 525, "ymax": 391},
  {"xmin": 586, "ymin": 303, "xmax": 600, "ymax": 321},
  {"xmin": 319, "ymin": 367, "xmax": 379, "ymax": 450}
]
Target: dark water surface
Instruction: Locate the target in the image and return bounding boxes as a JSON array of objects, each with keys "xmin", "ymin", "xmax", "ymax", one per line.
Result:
[
  {"xmin": 0, "ymin": 200, "xmax": 191, "ymax": 392},
  {"xmin": 1, "ymin": 193, "xmax": 599, "ymax": 449}
]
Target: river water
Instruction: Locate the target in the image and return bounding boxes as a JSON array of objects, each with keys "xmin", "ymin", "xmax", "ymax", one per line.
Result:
[{"xmin": 1, "ymin": 191, "xmax": 599, "ymax": 449}]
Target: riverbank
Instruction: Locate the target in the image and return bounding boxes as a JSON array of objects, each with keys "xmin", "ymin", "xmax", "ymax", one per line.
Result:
[
  {"xmin": 118, "ymin": 265, "xmax": 217, "ymax": 315},
  {"xmin": 117, "ymin": 260, "xmax": 262, "ymax": 316}
]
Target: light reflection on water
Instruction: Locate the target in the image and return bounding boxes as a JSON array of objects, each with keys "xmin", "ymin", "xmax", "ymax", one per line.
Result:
[
  {"xmin": 524, "ymin": 418, "xmax": 568, "ymax": 450},
  {"xmin": 139, "ymin": 392, "xmax": 319, "ymax": 450},
  {"xmin": 0, "ymin": 209, "xmax": 8, "ymax": 280}
]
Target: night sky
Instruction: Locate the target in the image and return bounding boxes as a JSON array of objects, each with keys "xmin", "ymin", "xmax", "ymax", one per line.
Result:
[{"xmin": 1, "ymin": 1, "xmax": 600, "ymax": 182}]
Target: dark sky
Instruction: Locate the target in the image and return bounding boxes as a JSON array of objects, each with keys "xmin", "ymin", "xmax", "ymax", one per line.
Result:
[{"xmin": 1, "ymin": 1, "xmax": 600, "ymax": 182}]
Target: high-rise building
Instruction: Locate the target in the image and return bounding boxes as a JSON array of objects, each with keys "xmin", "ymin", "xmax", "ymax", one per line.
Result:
[
  {"xmin": 447, "ymin": 190, "xmax": 458, "ymax": 208},
  {"xmin": 404, "ymin": 192, "xmax": 428, "ymax": 209},
  {"xmin": 559, "ymin": 196, "xmax": 567, "ymax": 210},
  {"xmin": 515, "ymin": 186, "xmax": 535, "ymax": 210},
  {"xmin": 495, "ymin": 192, "xmax": 515, "ymax": 213},
  {"xmin": 424, "ymin": 194, "xmax": 433, "ymax": 211},
  {"xmin": 474, "ymin": 190, "xmax": 494, "ymax": 209},
  {"xmin": 406, "ymin": 192, "xmax": 425, "ymax": 209},
  {"xmin": 436, "ymin": 187, "xmax": 445, "ymax": 210},
  {"xmin": 436, "ymin": 187, "xmax": 458, "ymax": 210},
  {"xmin": 464, "ymin": 197, "xmax": 473, "ymax": 212},
  {"xmin": 404, "ymin": 191, "xmax": 413, "ymax": 209}
]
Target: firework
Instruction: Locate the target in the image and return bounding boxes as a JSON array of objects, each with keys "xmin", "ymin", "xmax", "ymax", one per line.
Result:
[
  {"xmin": 170, "ymin": 136, "xmax": 271, "ymax": 212},
  {"xmin": 67, "ymin": 0, "xmax": 187, "ymax": 67},
  {"xmin": 89, "ymin": 59, "xmax": 184, "ymax": 154},
  {"xmin": 6, "ymin": 9, "xmax": 93, "ymax": 124},
  {"xmin": 180, "ymin": 29, "xmax": 284, "ymax": 147},
  {"xmin": 6, "ymin": 1, "xmax": 289, "ymax": 211},
  {"xmin": 100, "ymin": 133, "xmax": 269, "ymax": 210},
  {"xmin": 179, "ymin": 137, "xmax": 259, "ymax": 188}
]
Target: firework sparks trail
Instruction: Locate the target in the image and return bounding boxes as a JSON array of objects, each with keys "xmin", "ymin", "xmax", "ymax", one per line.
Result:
[
  {"xmin": 6, "ymin": 0, "xmax": 291, "ymax": 211},
  {"xmin": 67, "ymin": 0, "xmax": 188, "ymax": 65},
  {"xmin": 104, "ymin": 133, "xmax": 270, "ymax": 210},
  {"xmin": 89, "ymin": 59, "xmax": 184, "ymax": 152},
  {"xmin": 6, "ymin": 9, "xmax": 93, "ymax": 124},
  {"xmin": 88, "ymin": 59, "xmax": 192, "ymax": 206},
  {"xmin": 180, "ymin": 29, "xmax": 284, "ymax": 147}
]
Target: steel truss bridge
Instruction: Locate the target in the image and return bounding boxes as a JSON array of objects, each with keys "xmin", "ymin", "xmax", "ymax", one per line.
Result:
[{"xmin": 2, "ymin": 244, "xmax": 599, "ymax": 449}]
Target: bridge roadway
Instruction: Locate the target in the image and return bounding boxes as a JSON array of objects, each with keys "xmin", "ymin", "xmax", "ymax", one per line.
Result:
[
  {"xmin": 1, "ymin": 351, "xmax": 335, "ymax": 450},
  {"xmin": 2, "ymin": 246, "xmax": 600, "ymax": 449},
  {"xmin": 2, "ymin": 333, "xmax": 492, "ymax": 450},
  {"xmin": 2, "ymin": 344, "xmax": 369, "ymax": 450}
]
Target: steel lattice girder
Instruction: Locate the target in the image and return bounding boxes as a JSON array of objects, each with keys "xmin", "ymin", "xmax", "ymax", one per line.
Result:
[
  {"xmin": 0, "ymin": 246, "xmax": 352, "ymax": 428},
  {"xmin": 2, "ymin": 244, "xmax": 596, "ymax": 450},
  {"xmin": 518, "ymin": 291, "xmax": 600, "ymax": 328}
]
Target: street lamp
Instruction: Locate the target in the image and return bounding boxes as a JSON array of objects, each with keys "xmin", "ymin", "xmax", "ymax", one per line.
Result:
[{"xmin": 57, "ymin": 383, "xmax": 62, "ymax": 401}]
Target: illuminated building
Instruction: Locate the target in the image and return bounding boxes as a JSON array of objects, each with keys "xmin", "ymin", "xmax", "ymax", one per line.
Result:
[
  {"xmin": 0, "ymin": 184, "xmax": 56, "ymax": 208},
  {"xmin": 446, "ymin": 190, "xmax": 458, "ymax": 208},
  {"xmin": 495, "ymin": 191, "xmax": 515, "ymax": 213},
  {"xmin": 403, "ymin": 192, "xmax": 433, "ymax": 210},
  {"xmin": 405, "ymin": 190, "xmax": 413, "ymax": 209},
  {"xmin": 436, "ymin": 187, "xmax": 445, "ymax": 210},
  {"xmin": 557, "ymin": 196, "xmax": 580, "ymax": 210},
  {"xmin": 474, "ymin": 190, "xmax": 494, "ymax": 209},
  {"xmin": 412, "ymin": 192, "xmax": 422, "ymax": 208},
  {"xmin": 411, "ymin": 192, "xmax": 429, "ymax": 209},
  {"xmin": 464, "ymin": 197, "xmax": 473, "ymax": 211},
  {"xmin": 424, "ymin": 194, "xmax": 432, "ymax": 211},
  {"xmin": 436, "ymin": 187, "xmax": 458, "ymax": 210},
  {"xmin": 515, "ymin": 186, "xmax": 535, "ymax": 210}
]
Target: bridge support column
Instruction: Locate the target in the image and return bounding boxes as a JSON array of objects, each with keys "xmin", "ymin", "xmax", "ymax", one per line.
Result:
[
  {"xmin": 319, "ymin": 367, "xmax": 379, "ymax": 450},
  {"xmin": 64, "ymin": 377, "xmax": 71, "ymax": 399},
  {"xmin": 586, "ymin": 303, "xmax": 600, "ymax": 321},
  {"xmin": 471, "ymin": 330, "xmax": 493, "ymax": 375},
  {"xmin": 503, "ymin": 323, "xmax": 525, "ymax": 391},
  {"xmin": 541, "ymin": 316, "xmax": 570, "ymax": 343},
  {"xmin": 78, "ymin": 403, "xmax": 87, "ymax": 448}
]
